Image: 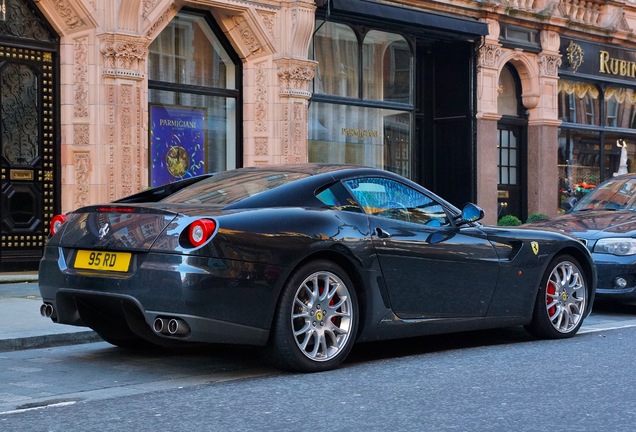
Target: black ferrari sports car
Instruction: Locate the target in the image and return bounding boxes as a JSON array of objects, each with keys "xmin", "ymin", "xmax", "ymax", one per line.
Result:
[{"xmin": 39, "ymin": 164, "xmax": 596, "ymax": 372}]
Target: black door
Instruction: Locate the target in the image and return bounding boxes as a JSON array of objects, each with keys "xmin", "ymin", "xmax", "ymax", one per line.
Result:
[
  {"xmin": 417, "ymin": 40, "xmax": 475, "ymax": 208},
  {"xmin": 497, "ymin": 123, "xmax": 526, "ymax": 221},
  {"xmin": 0, "ymin": 1, "xmax": 59, "ymax": 270},
  {"xmin": 0, "ymin": 48, "xmax": 56, "ymax": 269}
]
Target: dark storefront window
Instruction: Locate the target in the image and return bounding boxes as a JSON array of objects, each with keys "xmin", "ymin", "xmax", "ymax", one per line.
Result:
[
  {"xmin": 310, "ymin": 1, "xmax": 485, "ymax": 207},
  {"xmin": 148, "ymin": 11, "xmax": 240, "ymax": 187},
  {"xmin": 558, "ymin": 80, "xmax": 636, "ymax": 207},
  {"xmin": 558, "ymin": 129, "xmax": 601, "ymax": 203},
  {"xmin": 310, "ymin": 21, "xmax": 413, "ymax": 178}
]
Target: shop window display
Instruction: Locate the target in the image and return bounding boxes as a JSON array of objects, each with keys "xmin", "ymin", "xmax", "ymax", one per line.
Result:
[
  {"xmin": 148, "ymin": 11, "xmax": 239, "ymax": 187},
  {"xmin": 558, "ymin": 81, "xmax": 636, "ymax": 209},
  {"xmin": 557, "ymin": 129, "xmax": 601, "ymax": 206},
  {"xmin": 310, "ymin": 21, "xmax": 413, "ymax": 178}
]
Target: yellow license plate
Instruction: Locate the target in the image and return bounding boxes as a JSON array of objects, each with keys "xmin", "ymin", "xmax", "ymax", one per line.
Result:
[{"xmin": 74, "ymin": 250, "xmax": 132, "ymax": 272}]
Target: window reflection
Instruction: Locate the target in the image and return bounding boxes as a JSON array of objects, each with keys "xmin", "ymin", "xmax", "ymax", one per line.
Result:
[
  {"xmin": 312, "ymin": 22, "xmax": 359, "ymax": 98},
  {"xmin": 498, "ymin": 129, "xmax": 518, "ymax": 185},
  {"xmin": 604, "ymin": 87, "xmax": 636, "ymax": 129},
  {"xmin": 309, "ymin": 103, "xmax": 410, "ymax": 176},
  {"xmin": 363, "ymin": 30, "xmax": 412, "ymax": 103},
  {"xmin": 558, "ymin": 81, "xmax": 600, "ymax": 125},
  {"xmin": 344, "ymin": 178, "xmax": 450, "ymax": 226},
  {"xmin": 149, "ymin": 13, "xmax": 234, "ymax": 89},
  {"xmin": 310, "ymin": 22, "xmax": 414, "ymax": 178}
]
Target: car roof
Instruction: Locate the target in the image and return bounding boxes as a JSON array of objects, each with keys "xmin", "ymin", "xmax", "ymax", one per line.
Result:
[
  {"xmin": 118, "ymin": 164, "xmax": 459, "ymax": 213},
  {"xmin": 224, "ymin": 163, "xmax": 383, "ymax": 179}
]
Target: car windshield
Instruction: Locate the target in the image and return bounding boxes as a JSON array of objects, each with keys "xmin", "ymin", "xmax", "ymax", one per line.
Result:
[
  {"xmin": 574, "ymin": 177, "xmax": 636, "ymax": 211},
  {"xmin": 161, "ymin": 170, "xmax": 309, "ymax": 205}
]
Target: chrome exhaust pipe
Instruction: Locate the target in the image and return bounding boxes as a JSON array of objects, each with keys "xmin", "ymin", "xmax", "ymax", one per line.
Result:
[
  {"xmin": 153, "ymin": 317, "xmax": 166, "ymax": 334},
  {"xmin": 40, "ymin": 303, "xmax": 54, "ymax": 318},
  {"xmin": 167, "ymin": 318, "xmax": 190, "ymax": 336}
]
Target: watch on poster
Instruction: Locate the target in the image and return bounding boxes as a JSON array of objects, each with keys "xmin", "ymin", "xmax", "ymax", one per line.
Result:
[{"xmin": 150, "ymin": 105, "xmax": 205, "ymax": 187}]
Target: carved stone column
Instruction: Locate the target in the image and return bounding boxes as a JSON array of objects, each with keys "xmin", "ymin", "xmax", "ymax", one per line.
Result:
[
  {"xmin": 98, "ymin": 33, "xmax": 148, "ymax": 200},
  {"xmin": 274, "ymin": 58, "xmax": 316, "ymax": 163},
  {"xmin": 271, "ymin": 1, "xmax": 317, "ymax": 164}
]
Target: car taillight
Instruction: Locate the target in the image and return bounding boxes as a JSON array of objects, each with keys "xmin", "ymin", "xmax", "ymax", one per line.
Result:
[
  {"xmin": 50, "ymin": 214, "xmax": 67, "ymax": 236},
  {"xmin": 188, "ymin": 219, "xmax": 216, "ymax": 247}
]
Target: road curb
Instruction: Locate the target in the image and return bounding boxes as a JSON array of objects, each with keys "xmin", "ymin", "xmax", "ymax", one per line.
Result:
[
  {"xmin": 0, "ymin": 331, "xmax": 102, "ymax": 353},
  {"xmin": 0, "ymin": 273, "xmax": 38, "ymax": 284}
]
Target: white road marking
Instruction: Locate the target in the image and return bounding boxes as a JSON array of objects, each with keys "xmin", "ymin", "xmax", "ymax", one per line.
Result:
[
  {"xmin": 0, "ymin": 400, "xmax": 77, "ymax": 415},
  {"xmin": 580, "ymin": 321, "xmax": 636, "ymax": 334}
]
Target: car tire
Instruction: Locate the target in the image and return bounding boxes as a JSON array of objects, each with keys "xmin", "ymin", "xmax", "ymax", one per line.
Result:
[
  {"xmin": 525, "ymin": 254, "xmax": 588, "ymax": 339},
  {"xmin": 266, "ymin": 260, "xmax": 358, "ymax": 372}
]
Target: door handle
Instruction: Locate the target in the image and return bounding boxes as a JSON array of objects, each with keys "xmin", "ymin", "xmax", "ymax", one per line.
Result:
[{"xmin": 375, "ymin": 227, "xmax": 391, "ymax": 238}]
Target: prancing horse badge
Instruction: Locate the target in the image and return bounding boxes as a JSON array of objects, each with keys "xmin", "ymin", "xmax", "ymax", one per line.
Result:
[
  {"xmin": 98, "ymin": 223, "xmax": 110, "ymax": 240},
  {"xmin": 531, "ymin": 241, "xmax": 539, "ymax": 255}
]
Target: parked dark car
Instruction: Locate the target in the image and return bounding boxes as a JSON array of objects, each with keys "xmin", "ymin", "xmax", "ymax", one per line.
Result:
[
  {"xmin": 39, "ymin": 164, "xmax": 595, "ymax": 372},
  {"xmin": 529, "ymin": 173, "xmax": 636, "ymax": 304}
]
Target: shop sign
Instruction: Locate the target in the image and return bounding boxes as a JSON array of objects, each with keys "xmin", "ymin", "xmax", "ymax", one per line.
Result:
[
  {"xmin": 341, "ymin": 128, "xmax": 380, "ymax": 138},
  {"xmin": 561, "ymin": 39, "xmax": 636, "ymax": 81}
]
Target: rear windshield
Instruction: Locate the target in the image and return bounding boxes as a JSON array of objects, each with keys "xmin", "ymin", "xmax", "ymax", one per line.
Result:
[{"xmin": 161, "ymin": 170, "xmax": 309, "ymax": 205}]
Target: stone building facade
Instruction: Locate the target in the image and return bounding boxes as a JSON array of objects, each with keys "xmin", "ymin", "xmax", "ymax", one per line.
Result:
[
  {"xmin": 473, "ymin": 0, "xmax": 636, "ymax": 224},
  {"xmin": 40, "ymin": 0, "xmax": 319, "ymax": 207},
  {"xmin": 3, "ymin": 0, "xmax": 636, "ymax": 269}
]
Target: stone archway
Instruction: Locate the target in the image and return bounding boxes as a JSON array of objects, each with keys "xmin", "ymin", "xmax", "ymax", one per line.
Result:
[{"xmin": 477, "ymin": 20, "xmax": 562, "ymax": 222}]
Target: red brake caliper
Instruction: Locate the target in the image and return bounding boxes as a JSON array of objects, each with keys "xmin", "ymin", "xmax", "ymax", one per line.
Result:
[
  {"xmin": 326, "ymin": 283, "xmax": 340, "ymax": 327},
  {"xmin": 546, "ymin": 281, "xmax": 556, "ymax": 316}
]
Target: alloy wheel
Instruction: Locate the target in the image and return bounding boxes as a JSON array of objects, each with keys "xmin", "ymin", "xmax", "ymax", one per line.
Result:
[
  {"xmin": 545, "ymin": 260, "xmax": 586, "ymax": 333},
  {"xmin": 291, "ymin": 270, "xmax": 354, "ymax": 362}
]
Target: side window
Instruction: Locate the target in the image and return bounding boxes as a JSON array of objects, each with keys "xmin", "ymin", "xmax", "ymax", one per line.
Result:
[
  {"xmin": 315, "ymin": 182, "xmax": 363, "ymax": 213},
  {"xmin": 343, "ymin": 178, "xmax": 450, "ymax": 226}
]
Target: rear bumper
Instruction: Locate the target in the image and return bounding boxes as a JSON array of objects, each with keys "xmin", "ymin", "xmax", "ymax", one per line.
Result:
[{"xmin": 38, "ymin": 246, "xmax": 287, "ymax": 346}]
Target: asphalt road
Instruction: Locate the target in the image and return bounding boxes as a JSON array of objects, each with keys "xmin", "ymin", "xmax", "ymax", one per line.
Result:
[{"xmin": 1, "ymin": 306, "xmax": 635, "ymax": 431}]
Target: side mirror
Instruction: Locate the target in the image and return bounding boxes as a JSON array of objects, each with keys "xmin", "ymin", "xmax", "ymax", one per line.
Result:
[{"xmin": 460, "ymin": 203, "xmax": 484, "ymax": 224}]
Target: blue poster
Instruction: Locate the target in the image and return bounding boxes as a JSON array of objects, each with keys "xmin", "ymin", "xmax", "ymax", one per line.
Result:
[{"xmin": 150, "ymin": 105, "xmax": 205, "ymax": 187}]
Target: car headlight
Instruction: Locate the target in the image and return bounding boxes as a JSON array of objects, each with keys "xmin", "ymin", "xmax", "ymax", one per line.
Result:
[{"xmin": 594, "ymin": 238, "xmax": 636, "ymax": 256}]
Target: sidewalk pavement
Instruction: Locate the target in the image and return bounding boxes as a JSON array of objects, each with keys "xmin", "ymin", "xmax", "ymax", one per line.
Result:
[{"xmin": 0, "ymin": 272, "xmax": 100, "ymax": 352}]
